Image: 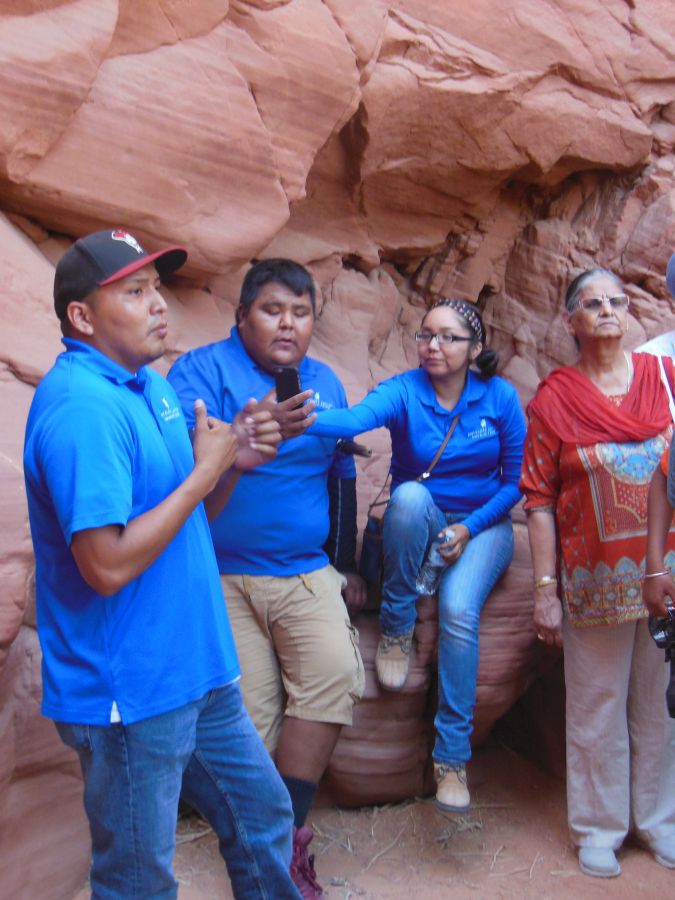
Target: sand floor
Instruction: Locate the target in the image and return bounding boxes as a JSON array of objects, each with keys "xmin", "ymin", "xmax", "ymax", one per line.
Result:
[{"xmin": 164, "ymin": 741, "xmax": 673, "ymax": 899}]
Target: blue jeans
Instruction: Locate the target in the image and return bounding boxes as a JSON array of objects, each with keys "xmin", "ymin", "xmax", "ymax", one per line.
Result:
[
  {"xmin": 381, "ymin": 481, "xmax": 514, "ymax": 766},
  {"xmin": 56, "ymin": 683, "xmax": 299, "ymax": 900}
]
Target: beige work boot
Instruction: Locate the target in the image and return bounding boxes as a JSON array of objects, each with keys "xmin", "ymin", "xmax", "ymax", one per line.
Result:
[
  {"xmin": 434, "ymin": 763, "xmax": 470, "ymax": 813},
  {"xmin": 375, "ymin": 632, "xmax": 413, "ymax": 691}
]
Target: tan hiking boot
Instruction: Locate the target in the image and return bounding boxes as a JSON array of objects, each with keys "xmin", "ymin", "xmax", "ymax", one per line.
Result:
[
  {"xmin": 375, "ymin": 632, "xmax": 413, "ymax": 691},
  {"xmin": 434, "ymin": 763, "xmax": 470, "ymax": 813}
]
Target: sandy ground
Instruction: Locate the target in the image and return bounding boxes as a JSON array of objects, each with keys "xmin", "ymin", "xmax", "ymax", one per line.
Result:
[{"xmin": 73, "ymin": 740, "xmax": 673, "ymax": 899}]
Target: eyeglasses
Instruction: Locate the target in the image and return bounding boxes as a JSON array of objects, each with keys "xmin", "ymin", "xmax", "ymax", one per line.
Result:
[
  {"xmin": 574, "ymin": 294, "xmax": 629, "ymax": 313},
  {"xmin": 415, "ymin": 331, "xmax": 474, "ymax": 346}
]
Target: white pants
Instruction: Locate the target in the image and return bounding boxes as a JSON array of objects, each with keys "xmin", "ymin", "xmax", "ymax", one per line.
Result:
[{"xmin": 564, "ymin": 617, "xmax": 675, "ymax": 849}]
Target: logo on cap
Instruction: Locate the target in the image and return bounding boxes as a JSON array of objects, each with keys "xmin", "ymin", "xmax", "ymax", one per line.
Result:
[{"xmin": 111, "ymin": 230, "xmax": 144, "ymax": 254}]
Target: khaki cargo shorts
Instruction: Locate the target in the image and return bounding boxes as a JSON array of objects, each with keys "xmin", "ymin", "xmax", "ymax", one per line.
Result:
[{"xmin": 220, "ymin": 565, "xmax": 365, "ymax": 753}]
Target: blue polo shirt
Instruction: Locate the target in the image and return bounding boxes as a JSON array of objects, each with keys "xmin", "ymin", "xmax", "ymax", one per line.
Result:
[
  {"xmin": 168, "ymin": 327, "xmax": 355, "ymax": 576},
  {"xmin": 308, "ymin": 368, "xmax": 526, "ymax": 536},
  {"xmin": 24, "ymin": 339, "xmax": 240, "ymax": 726}
]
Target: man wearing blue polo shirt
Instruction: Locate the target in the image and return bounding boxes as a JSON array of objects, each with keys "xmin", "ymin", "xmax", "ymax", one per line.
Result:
[
  {"xmin": 168, "ymin": 259, "xmax": 366, "ymax": 898},
  {"xmin": 23, "ymin": 230, "xmax": 300, "ymax": 899}
]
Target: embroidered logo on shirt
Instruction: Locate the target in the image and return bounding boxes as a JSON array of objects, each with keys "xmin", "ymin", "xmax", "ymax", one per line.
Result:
[
  {"xmin": 467, "ymin": 419, "xmax": 497, "ymax": 440},
  {"xmin": 159, "ymin": 397, "xmax": 181, "ymax": 422},
  {"xmin": 312, "ymin": 391, "xmax": 334, "ymax": 410}
]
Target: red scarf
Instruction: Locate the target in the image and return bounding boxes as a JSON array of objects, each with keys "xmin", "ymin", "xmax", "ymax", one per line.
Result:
[{"xmin": 527, "ymin": 353, "xmax": 673, "ymax": 445}]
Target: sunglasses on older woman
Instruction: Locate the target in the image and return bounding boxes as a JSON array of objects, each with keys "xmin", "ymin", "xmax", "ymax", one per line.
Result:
[{"xmin": 573, "ymin": 294, "xmax": 629, "ymax": 313}]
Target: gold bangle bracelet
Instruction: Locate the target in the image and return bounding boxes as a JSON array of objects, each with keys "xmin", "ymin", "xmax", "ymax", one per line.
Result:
[{"xmin": 534, "ymin": 575, "xmax": 557, "ymax": 589}]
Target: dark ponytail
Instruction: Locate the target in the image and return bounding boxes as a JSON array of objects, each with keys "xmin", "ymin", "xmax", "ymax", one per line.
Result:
[{"xmin": 474, "ymin": 346, "xmax": 499, "ymax": 378}]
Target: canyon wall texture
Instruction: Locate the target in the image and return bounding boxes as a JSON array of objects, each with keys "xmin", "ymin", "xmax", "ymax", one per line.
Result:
[{"xmin": 1, "ymin": 1, "xmax": 674, "ymax": 896}]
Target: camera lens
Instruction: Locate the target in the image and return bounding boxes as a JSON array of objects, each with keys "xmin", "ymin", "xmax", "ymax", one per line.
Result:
[
  {"xmin": 649, "ymin": 617, "xmax": 670, "ymax": 648},
  {"xmin": 649, "ymin": 609, "xmax": 675, "ymax": 648}
]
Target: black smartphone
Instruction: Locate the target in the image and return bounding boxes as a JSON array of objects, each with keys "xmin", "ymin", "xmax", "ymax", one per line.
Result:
[{"xmin": 273, "ymin": 366, "xmax": 302, "ymax": 403}]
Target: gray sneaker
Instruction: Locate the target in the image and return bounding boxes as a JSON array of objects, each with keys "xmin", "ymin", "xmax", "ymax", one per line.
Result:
[{"xmin": 578, "ymin": 847, "xmax": 621, "ymax": 878}]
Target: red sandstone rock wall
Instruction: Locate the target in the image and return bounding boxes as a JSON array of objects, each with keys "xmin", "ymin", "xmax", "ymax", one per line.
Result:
[{"xmin": 1, "ymin": 2, "xmax": 674, "ymax": 896}]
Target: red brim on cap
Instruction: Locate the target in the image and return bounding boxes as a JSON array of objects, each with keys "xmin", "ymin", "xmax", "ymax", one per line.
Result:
[{"xmin": 98, "ymin": 246, "xmax": 187, "ymax": 286}]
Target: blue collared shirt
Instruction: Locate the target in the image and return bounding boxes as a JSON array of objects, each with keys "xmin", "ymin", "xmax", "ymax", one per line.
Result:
[
  {"xmin": 308, "ymin": 367, "xmax": 526, "ymax": 536},
  {"xmin": 24, "ymin": 339, "xmax": 240, "ymax": 725},
  {"xmin": 168, "ymin": 327, "xmax": 355, "ymax": 575}
]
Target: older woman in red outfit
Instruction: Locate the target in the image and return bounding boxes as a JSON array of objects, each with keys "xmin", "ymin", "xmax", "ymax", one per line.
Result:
[{"xmin": 520, "ymin": 268, "xmax": 675, "ymax": 879}]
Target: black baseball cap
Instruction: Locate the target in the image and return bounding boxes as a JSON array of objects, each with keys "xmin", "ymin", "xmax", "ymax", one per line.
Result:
[{"xmin": 54, "ymin": 229, "xmax": 187, "ymax": 319}]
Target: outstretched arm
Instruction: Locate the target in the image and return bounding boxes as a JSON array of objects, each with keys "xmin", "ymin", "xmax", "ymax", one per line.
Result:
[{"xmin": 306, "ymin": 377, "xmax": 406, "ymax": 439}]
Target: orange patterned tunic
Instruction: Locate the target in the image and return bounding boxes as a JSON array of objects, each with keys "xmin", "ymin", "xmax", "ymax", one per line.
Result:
[{"xmin": 521, "ymin": 364, "xmax": 675, "ymax": 628}]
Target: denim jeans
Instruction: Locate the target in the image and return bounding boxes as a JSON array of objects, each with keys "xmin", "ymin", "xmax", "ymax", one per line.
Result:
[
  {"xmin": 56, "ymin": 682, "xmax": 299, "ymax": 900},
  {"xmin": 381, "ymin": 481, "xmax": 514, "ymax": 766}
]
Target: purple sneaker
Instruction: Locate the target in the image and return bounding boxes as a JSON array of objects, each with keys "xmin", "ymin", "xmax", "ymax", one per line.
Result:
[{"xmin": 290, "ymin": 826, "xmax": 323, "ymax": 898}]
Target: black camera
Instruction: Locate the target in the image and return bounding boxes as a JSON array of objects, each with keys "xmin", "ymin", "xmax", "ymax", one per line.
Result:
[{"xmin": 648, "ymin": 608, "xmax": 675, "ymax": 718}]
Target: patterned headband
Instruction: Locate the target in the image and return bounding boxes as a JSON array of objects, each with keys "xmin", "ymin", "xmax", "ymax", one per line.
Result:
[{"xmin": 430, "ymin": 298, "xmax": 484, "ymax": 342}]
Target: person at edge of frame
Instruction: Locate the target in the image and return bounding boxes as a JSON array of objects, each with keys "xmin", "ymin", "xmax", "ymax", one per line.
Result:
[{"xmin": 644, "ymin": 249, "xmax": 675, "ymax": 696}]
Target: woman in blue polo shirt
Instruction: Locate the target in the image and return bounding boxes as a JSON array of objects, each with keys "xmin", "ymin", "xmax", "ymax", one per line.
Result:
[{"xmin": 309, "ymin": 298, "xmax": 526, "ymax": 814}]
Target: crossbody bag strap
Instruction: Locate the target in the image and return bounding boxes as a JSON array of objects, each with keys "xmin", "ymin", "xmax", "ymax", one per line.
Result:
[
  {"xmin": 367, "ymin": 471, "xmax": 392, "ymax": 515},
  {"xmin": 366, "ymin": 412, "xmax": 460, "ymax": 514},
  {"xmin": 416, "ymin": 414, "xmax": 460, "ymax": 482}
]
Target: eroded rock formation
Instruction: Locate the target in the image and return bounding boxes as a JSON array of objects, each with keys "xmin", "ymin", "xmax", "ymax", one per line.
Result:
[{"xmin": 1, "ymin": 1, "xmax": 674, "ymax": 896}]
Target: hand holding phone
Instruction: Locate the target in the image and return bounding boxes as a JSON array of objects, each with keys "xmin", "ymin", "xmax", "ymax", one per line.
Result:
[
  {"xmin": 274, "ymin": 367, "xmax": 302, "ymax": 403},
  {"xmin": 272, "ymin": 367, "xmax": 316, "ymax": 439}
]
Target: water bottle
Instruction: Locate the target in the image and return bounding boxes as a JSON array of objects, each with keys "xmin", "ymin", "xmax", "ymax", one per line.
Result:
[{"xmin": 415, "ymin": 528, "xmax": 455, "ymax": 595}]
